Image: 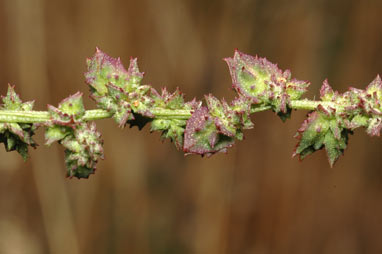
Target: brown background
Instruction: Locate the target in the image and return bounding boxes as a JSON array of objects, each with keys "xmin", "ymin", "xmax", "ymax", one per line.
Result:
[{"xmin": 1, "ymin": 0, "xmax": 382, "ymax": 253}]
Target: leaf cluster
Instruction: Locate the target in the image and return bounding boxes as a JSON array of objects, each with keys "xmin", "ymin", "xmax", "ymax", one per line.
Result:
[{"xmin": 0, "ymin": 49, "xmax": 381, "ymax": 178}]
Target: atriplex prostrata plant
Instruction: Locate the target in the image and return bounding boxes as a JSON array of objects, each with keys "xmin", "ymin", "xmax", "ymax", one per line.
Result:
[{"xmin": 0, "ymin": 48, "xmax": 381, "ymax": 178}]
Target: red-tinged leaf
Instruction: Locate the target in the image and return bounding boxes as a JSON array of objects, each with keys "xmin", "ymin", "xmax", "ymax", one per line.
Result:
[
  {"xmin": 126, "ymin": 57, "xmax": 144, "ymax": 87},
  {"xmin": 150, "ymin": 118, "xmax": 186, "ymax": 150},
  {"xmin": 85, "ymin": 48, "xmax": 157, "ymax": 129},
  {"xmin": 183, "ymin": 107, "xmax": 234, "ymax": 156},
  {"xmin": 46, "ymin": 121, "xmax": 104, "ymax": 179},
  {"xmin": 230, "ymin": 95, "xmax": 254, "ymax": 130},
  {"xmin": 320, "ymin": 79, "xmax": 337, "ymax": 101},
  {"xmin": 362, "ymin": 75, "xmax": 382, "ymax": 115},
  {"xmin": 47, "ymin": 92, "xmax": 85, "ymax": 126},
  {"xmin": 366, "ymin": 75, "xmax": 382, "ymax": 94},
  {"xmin": 60, "ymin": 122, "xmax": 104, "ymax": 179},
  {"xmin": 86, "ymin": 48, "xmax": 144, "ymax": 96},
  {"xmin": 366, "ymin": 117, "xmax": 382, "ymax": 136},
  {"xmin": 1, "ymin": 84, "xmax": 34, "ymax": 111},
  {"xmin": 205, "ymin": 94, "xmax": 237, "ymax": 137},
  {"xmin": 152, "ymin": 87, "xmax": 186, "ymax": 109},
  {"xmin": 225, "ymin": 50, "xmax": 282, "ymax": 102},
  {"xmin": 225, "ymin": 50, "xmax": 309, "ymax": 119}
]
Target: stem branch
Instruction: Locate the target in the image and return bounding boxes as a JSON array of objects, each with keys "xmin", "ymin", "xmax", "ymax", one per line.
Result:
[{"xmin": 0, "ymin": 99, "xmax": 346, "ymax": 124}]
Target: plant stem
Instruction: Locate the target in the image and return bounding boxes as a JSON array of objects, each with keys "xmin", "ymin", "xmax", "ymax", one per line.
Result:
[
  {"xmin": 0, "ymin": 99, "xmax": 346, "ymax": 124},
  {"xmin": 0, "ymin": 108, "xmax": 191, "ymax": 123},
  {"xmin": 289, "ymin": 100, "xmax": 342, "ymax": 111}
]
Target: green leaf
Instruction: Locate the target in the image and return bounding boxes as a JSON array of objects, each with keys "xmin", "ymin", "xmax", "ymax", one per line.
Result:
[
  {"xmin": 205, "ymin": 95, "xmax": 237, "ymax": 137},
  {"xmin": 152, "ymin": 87, "xmax": 186, "ymax": 110},
  {"xmin": 46, "ymin": 122, "xmax": 104, "ymax": 179},
  {"xmin": 85, "ymin": 48, "xmax": 155, "ymax": 128},
  {"xmin": 45, "ymin": 125, "xmax": 71, "ymax": 145},
  {"xmin": 85, "ymin": 48, "xmax": 143, "ymax": 96},
  {"xmin": 183, "ymin": 107, "xmax": 235, "ymax": 156},
  {"xmin": 293, "ymin": 111, "xmax": 351, "ymax": 167},
  {"xmin": 319, "ymin": 77, "xmax": 382, "ymax": 137},
  {"xmin": 45, "ymin": 91, "xmax": 104, "ymax": 178},
  {"xmin": 225, "ymin": 50, "xmax": 309, "ymax": 119},
  {"xmin": 230, "ymin": 96, "xmax": 254, "ymax": 130},
  {"xmin": 147, "ymin": 87, "xmax": 200, "ymax": 149},
  {"xmin": 58, "ymin": 92, "xmax": 85, "ymax": 116},
  {"xmin": 48, "ymin": 92, "xmax": 85, "ymax": 125},
  {"xmin": 64, "ymin": 122, "xmax": 104, "ymax": 179},
  {"xmin": 151, "ymin": 118, "xmax": 186, "ymax": 149},
  {"xmin": 320, "ymin": 79, "xmax": 337, "ymax": 101},
  {"xmin": 1, "ymin": 84, "xmax": 23, "ymax": 110},
  {"xmin": 0, "ymin": 85, "xmax": 37, "ymax": 160}
]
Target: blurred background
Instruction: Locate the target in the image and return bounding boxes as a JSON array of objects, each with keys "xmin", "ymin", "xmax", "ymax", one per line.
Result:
[{"xmin": 1, "ymin": 0, "xmax": 382, "ymax": 253}]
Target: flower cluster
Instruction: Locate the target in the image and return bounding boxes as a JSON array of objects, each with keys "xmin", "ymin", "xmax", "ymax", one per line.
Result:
[
  {"xmin": 85, "ymin": 49, "xmax": 308, "ymax": 157},
  {"xmin": 0, "ymin": 48, "xmax": 381, "ymax": 178},
  {"xmin": 225, "ymin": 50, "xmax": 310, "ymax": 120},
  {"xmin": 294, "ymin": 76, "xmax": 382, "ymax": 166},
  {"xmin": 85, "ymin": 49, "xmax": 200, "ymax": 148},
  {"xmin": 0, "ymin": 85, "xmax": 37, "ymax": 160},
  {"xmin": 45, "ymin": 93, "xmax": 104, "ymax": 178}
]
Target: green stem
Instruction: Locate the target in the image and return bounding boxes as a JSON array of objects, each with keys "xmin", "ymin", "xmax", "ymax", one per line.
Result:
[
  {"xmin": 0, "ymin": 99, "xmax": 346, "ymax": 124},
  {"xmin": 289, "ymin": 100, "xmax": 342, "ymax": 111},
  {"xmin": 0, "ymin": 108, "xmax": 191, "ymax": 123},
  {"xmin": 0, "ymin": 109, "xmax": 113, "ymax": 123}
]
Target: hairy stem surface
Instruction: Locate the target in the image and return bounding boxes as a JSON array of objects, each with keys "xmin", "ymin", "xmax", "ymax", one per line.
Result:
[{"xmin": 0, "ymin": 100, "xmax": 347, "ymax": 123}]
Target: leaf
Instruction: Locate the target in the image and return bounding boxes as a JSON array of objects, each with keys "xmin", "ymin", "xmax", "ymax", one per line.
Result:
[
  {"xmin": 44, "ymin": 91, "xmax": 104, "ymax": 178},
  {"xmin": 85, "ymin": 48, "xmax": 155, "ymax": 128},
  {"xmin": 293, "ymin": 111, "xmax": 351, "ymax": 167},
  {"xmin": 320, "ymin": 79, "xmax": 337, "ymax": 101},
  {"xmin": 205, "ymin": 95, "xmax": 236, "ymax": 137},
  {"xmin": 225, "ymin": 50, "xmax": 309, "ymax": 119},
  {"xmin": 319, "ymin": 77, "xmax": 382, "ymax": 137},
  {"xmin": 205, "ymin": 94, "xmax": 252, "ymax": 140},
  {"xmin": 151, "ymin": 118, "xmax": 186, "ymax": 149},
  {"xmin": 1, "ymin": 84, "xmax": 23, "ymax": 110},
  {"xmin": 85, "ymin": 48, "xmax": 143, "ymax": 96},
  {"xmin": 152, "ymin": 87, "xmax": 185, "ymax": 110},
  {"xmin": 45, "ymin": 125, "xmax": 71, "ymax": 145},
  {"xmin": 53, "ymin": 122, "xmax": 104, "ymax": 179},
  {"xmin": 360, "ymin": 76, "xmax": 382, "ymax": 136},
  {"xmin": 0, "ymin": 85, "xmax": 37, "ymax": 160},
  {"xmin": 230, "ymin": 95, "xmax": 254, "ymax": 130},
  {"xmin": 148, "ymin": 87, "xmax": 201, "ymax": 149},
  {"xmin": 183, "ymin": 107, "xmax": 235, "ymax": 156},
  {"xmin": 58, "ymin": 92, "xmax": 85, "ymax": 116},
  {"xmin": 47, "ymin": 92, "xmax": 85, "ymax": 126},
  {"xmin": 63, "ymin": 122, "xmax": 104, "ymax": 179},
  {"xmin": 366, "ymin": 117, "xmax": 382, "ymax": 137},
  {"xmin": 0, "ymin": 125, "xmax": 35, "ymax": 161}
]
